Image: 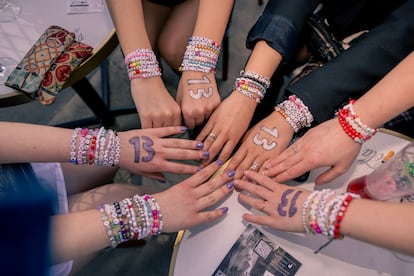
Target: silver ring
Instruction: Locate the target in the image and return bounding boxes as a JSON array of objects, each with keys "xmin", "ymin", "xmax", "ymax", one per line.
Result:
[
  {"xmin": 291, "ymin": 145, "xmax": 297, "ymax": 155},
  {"xmin": 208, "ymin": 133, "xmax": 217, "ymax": 140},
  {"xmin": 250, "ymin": 161, "xmax": 260, "ymax": 172}
]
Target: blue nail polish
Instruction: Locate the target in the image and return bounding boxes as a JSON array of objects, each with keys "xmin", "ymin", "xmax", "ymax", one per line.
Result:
[
  {"xmin": 180, "ymin": 126, "xmax": 187, "ymax": 132},
  {"xmin": 196, "ymin": 142, "xmax": 204, "ymax": 149},
  {"xmin": 227, "ymin": 170, "xmax": 235, "ymax": 177},
  {"xmin": 226, "ymin": 182, "xmax": 234, "ymax": 189},
  {"xmin": 216, "ymin": 159, "xmax": 224, "ymax": 166},
  {"xmin": 158, "ymin": 179, "xmax": 166, "ymax": 183},
  {"xmin": 203, "ymin": 151, "xmax": 210, "ymax": 158},
  {"xmin": 220, "ymin": 207, "xmax": 229, "ymax": 213}
]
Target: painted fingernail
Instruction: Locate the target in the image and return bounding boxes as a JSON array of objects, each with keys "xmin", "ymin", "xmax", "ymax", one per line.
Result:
[
  {"xmin": 180, "ymin": 126, "xmax": 187, "ymax": 132},
  {"xmin": 203, "ymin": 151, "xmax": 210, "ymax": 158},
  {"xmin": 158, "ymin": 179, "xmax": 166, "ymax": 183},
  {"xmin": 227, "ymin": 170, "xmax": 235, "ymax": 177},
  {"xmin": 196, "ymin": 142, "xmax": 204, "ymax": 149},
  {"xmin": 216, "ymin": 159, "xmax": 224, "ymax": 166},
  {"xmin": 220, "ymin": 207, "xmax": 229, "ymax": 213},
  {"xmin": 226, "ymin": 182, "xmax": 234, "ymax": 189}
]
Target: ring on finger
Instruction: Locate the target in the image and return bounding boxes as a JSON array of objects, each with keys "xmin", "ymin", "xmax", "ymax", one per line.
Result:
[
  {"xmin": 208, "ymin": 133, "xmax": 217, "ymax": 140},
  {"xmin": 256, "ymin": 199, "xmax": 267, "ymax": 212},
  {"xmin": 250, "ymin": 161, "xmax": 260, "ymax": 172},
  {"xmin": 291, "ymin": 144, "xmax": 298, "ymax": 155}
]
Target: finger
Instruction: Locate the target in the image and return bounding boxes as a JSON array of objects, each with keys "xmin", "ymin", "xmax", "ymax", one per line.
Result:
[
  {"xmin": 264, "ymin": 153, "xmax": 302, "ymax": 178},
  {"xmin": 241, "ymin": 212, "xmax": 274, "ymax": 228},
  {"xmin": 195, "ymin": 122, "xmax": 213, "ymax": 142},
  {"xmin": 314, "ymin": 165, "xmax": 347, "ymax": 185},
  {"xmin": 196, "ymin": 177, "xmax": 234, "ymax": 210},
  {"xmin": 184, "ymin": 114, "xmax": 196, "ymax": 130},
  {"xmin": 242, "ymin": 170, "xmax": 279, "ymax": 192},
  {"xmin": 140, "ymin": 117, "xmax": 152, "ymax": 129},
  {"xmin": 185, "ymin": 160, "xmax": 227, "ymax": 188},
  {"xmin": 162, "ymin": 138, "xmax": 205, "ymax": 150},
  {"xmin": 146, "ymin": 126, "xmax": 188, "ymax": 138},
  {"xmin": 273, "ymin": 160, "xmax": 311, "ymax": 183},
  {"xmin": 217, "ymin": 141, "xmax": 237, "ymax": 164},
  {"xmin": 189, "ymin": 207, "xmax": 229, "ymax": 228},
  {"xmin": 159, "ymin": 161, "xmax": 203, "ymax": 175}
]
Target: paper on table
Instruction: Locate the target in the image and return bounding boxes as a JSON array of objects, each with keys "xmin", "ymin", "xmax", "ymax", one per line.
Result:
[{"xmin": 66, "ymin": 0, "xmax": 103, "ymax": 14}]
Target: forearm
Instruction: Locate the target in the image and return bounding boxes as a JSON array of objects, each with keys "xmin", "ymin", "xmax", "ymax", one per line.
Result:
[
  {"xmin": 244, "ymin": 41, "xmax": 283, "ymax": 80},
  {"xmin": 49, "ymin": 210, "xmax": 107, "ymax": 264},
  {"xmin": 0, "ymin": 122, "xmax": 70, "ymax": 163},
  {"xmin": 342, "ymin": 199, "xmax": 414, "ymax": 255},
  {"xmin": 354, "ymin": 51, "xmax": 414, "ymax": 128},
  {"xmin": 193, "ymin": 0, "xmax": 234, "ymax": 43},
  {"xmin": 106, "ymin": 0, "xmax": 152, "ymax": 54}
]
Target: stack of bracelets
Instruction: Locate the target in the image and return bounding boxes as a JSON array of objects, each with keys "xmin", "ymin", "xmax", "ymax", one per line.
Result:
[
  {"xmin": 124, "ymin": 48, "xmax": 162, "ymax": 80},
  {"xmin": 70, "ymin": 127, "xmax": 121, "ymax": 166},
  {"xmin": 275, "ymin": 94, "xmax": 314, "ymax": 132},
  {"xmin": 98, "ymin": 194, "xmax": 163, "ymax": 248},
  {"xmin": 179, "ymin": 36, "xmax": 221, "ymax": 73},
  {"xmin": 302, "ymin": 189, "xmax": 360, "ymax": 253},
  {"xmin": 234, "ymin": 70, "xmax": 271, "ymax": 103},
  {"xmin": 337, "ymin": 99, "xmax": 378, "ymax": 144}
]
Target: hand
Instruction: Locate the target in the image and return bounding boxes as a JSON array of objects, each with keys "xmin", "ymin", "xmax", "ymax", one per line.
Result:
[
  {"xmin": 131, "ymin": 77, "xmax": 182, "ymax": 128},
  {"xmin": 264, "ymin": 119, "xmax": 362, "ymax": 185},
  {"xmin": 234, "ymin": 170, "xmax": 308, "ymax": 233},
  {"xmin": 153, "ymin": 160, "xmax": 235, "ymax": 232},
  {"xmin": 225, "ymin": 111, "xmax": 294, "ymax": 179},
  {"xmin": 118, "ymin": 126, "xmax": 209, "ymax": 181},
  {"xmin": 196, "ymin": 92, "xmax": 257, "ymax": 165},
  {"xmin": 176, "ymin": 71, "xmax": 221, "ymax": 129}
]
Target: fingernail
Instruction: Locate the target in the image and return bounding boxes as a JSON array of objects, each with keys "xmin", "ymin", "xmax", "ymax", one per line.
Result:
[
  {"xmin": 216, "ymin": 159, "xmax": 224, "ymax": 166},
  {"xmin": 227, "ymin": 170, "xmax": 235, "ymax": 177},
  {"xmin": 197, "ymin": 166, "xmax": 203, "ymax": 172},
  {"xmin": 158, "ymin": 179, "xmax": 166, "ymax": 183},
  {"xmin": 262, "ymin": 170, "xmax": 268, "ymax": 176},
  {"xmin": 226, "ymin": 182, "xmax": 234, "ymax": 189},
  {"xmin": 180, "ymin": 126, "xmax": 187, "ymax": 132},
  {"xmin": 203, "ymin": 151, "xmax": 210, "ymax": 158},
  {"xmin": 220, "ymin": 207, "xmax": 229, "ymax": 213},
  {"xmin": 196, "ymin": 142, "xmax": 204, "ymax": 149}
]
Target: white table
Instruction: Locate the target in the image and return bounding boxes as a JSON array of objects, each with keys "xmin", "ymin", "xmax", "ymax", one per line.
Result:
[
  {"xmin": 170, "ymin": 129, "xmax": 414, "ymax": 276},
  {"xmin": 0, "ymin": 0, "xmax": 125, "ymax": 126}
]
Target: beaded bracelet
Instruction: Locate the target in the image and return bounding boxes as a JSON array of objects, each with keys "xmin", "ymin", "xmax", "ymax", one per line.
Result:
[
  {"xmin": 239, "ymin": 70, "xmax": 271, "ymax": 89},
  {"xmin": 275, "ymin": 94, "xmax": 314, "ymax": 133},
  {"xmin": 124, "ymin": 48, "xmax": 162, "ymax": 80},
  {"xmin": 337, "ymin": 99, "xmax": 377, "ymax": 144},
  {"xmin": 99, "ymin": 194, "xmax": 164, "ymax": 248},
  {"xmin": 179, "ymin": 36, "xmax": 221, "ymax": 73},
  {"xmin": 70, "ymin": 127, "xmax": 121, "ymax": 166}
]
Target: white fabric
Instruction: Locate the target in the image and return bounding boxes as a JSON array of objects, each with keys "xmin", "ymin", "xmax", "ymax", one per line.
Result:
[{"xmin": 31, "ymin": 162, "xmax": 73, "ymax": 276}]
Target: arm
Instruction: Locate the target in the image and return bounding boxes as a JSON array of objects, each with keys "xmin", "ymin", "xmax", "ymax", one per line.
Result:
[
  {"xmin": 235, "ymin": 171, "xmax": 414, "ymax": 256},
  {"xmin": 176, "ymin": 0, "xmax": 234, "ymax": 129},
  {"xmin": 289, "ymin": 0, "xmax": 414, "ymax": 124},
  {"xmin": 196, "ymin": 0, "xmax": 317, "ymax": 166},
  {"xmin": 50, "ymin": 160, "xmax": 234, "ymax": 264},
  {"xmin": 0, "ymin": 122, "xmax": 209, "ymax": 178},
  {"xmin": 106, "ymin": 0, "xmax": 181, "ymax": 128},
  {"xmin": 265, "ymin": 51, "xmax": 414, "ymax": 184}
]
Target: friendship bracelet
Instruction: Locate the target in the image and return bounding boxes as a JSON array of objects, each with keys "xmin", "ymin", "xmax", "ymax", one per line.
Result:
[
  {"xmin": 99, "ymin": 194, "xmax": 163, "ymax": 248},
  {"xmin": 337, "ymin": 99, "xmax": 377, "ymax": 143},
  {"xmin": 179, "ymin": 36, "xmax": 221, "ymax": 73},
  {"xmin": 124, "ymin": 48, "xmax": 162, "ymax": 80},
  {"xmin": 70, "ymin": 127, "xmax": 121, "ymax": 166},
  {"xmin": 239, "ymin": 70, "xmax": 271, "ymax": 89},
  {"xmin": 275, "ymin": 94, "xmax": 314, "ymax": 133}
]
